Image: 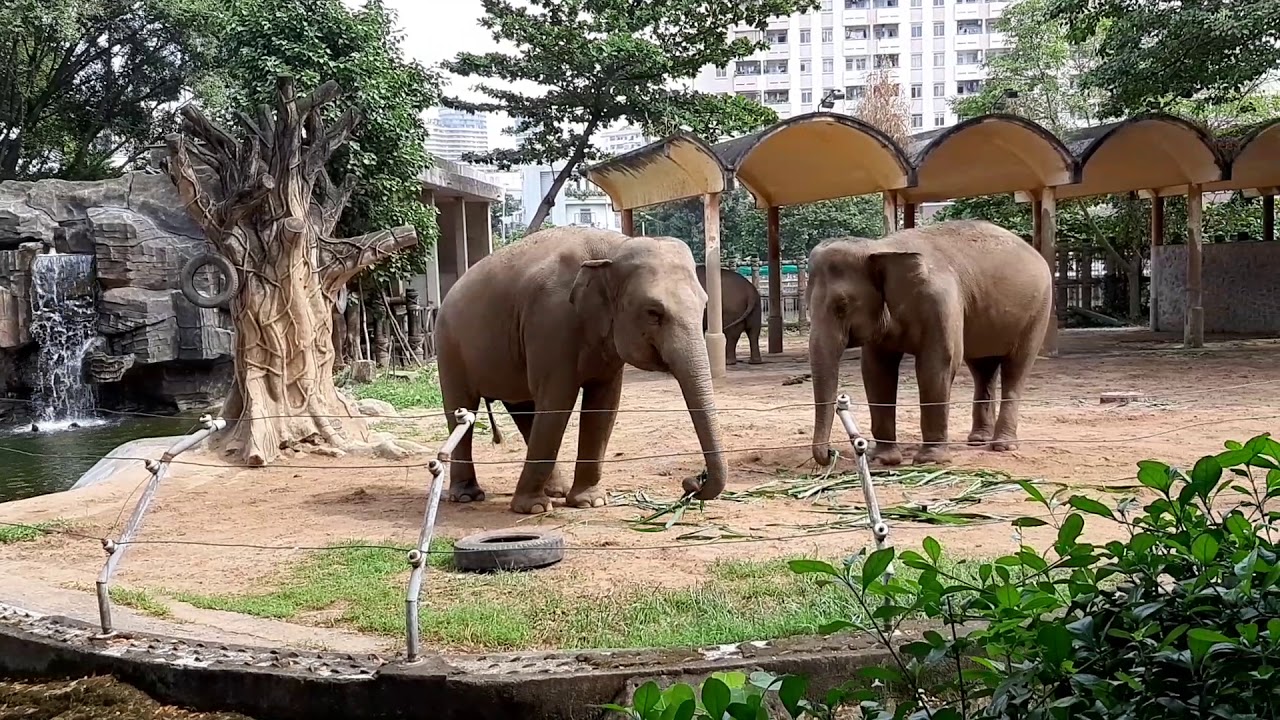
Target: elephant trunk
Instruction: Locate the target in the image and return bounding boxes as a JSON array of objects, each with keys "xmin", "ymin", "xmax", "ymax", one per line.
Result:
[
  {"xmin": 665, "ymin": 326, "xmax": 728, "ymax": 500},
  {"xmin": 810, "ymin": 317, "xmax": 844, "ymax": 467}
]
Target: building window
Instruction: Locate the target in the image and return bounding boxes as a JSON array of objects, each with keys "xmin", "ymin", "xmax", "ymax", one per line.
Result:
[
  {"xmin": 874, "ymin": 24, "xmax": 899, "ymax": 39},
  {"xmin": 765, "ymin": 59, "xmax": 789, "ymax": 74},
  {"xmin": 933, "ymin": 52, "xmax": 945, "ymax": 67},
  {"xmin": 873, "ymin": 0, "xmax": 898, "ymax": 7},
  {"xmin": 715, "ymin": 66, "xmax": 727, "ymax": 78},
  {"xmin": 845, "ymin": 85, "xmax": 867, "ymax": 100},
  {"xmin": 822, "ymin": 28, "xmax": 834, "ymax": 42},
  {"xmin": 577, "ymin": 209, "xmax": 594, "ymax": 225},
  {"xmin": 956, "ymin": 50, "xmax": 982, "ymax": 65},
  {"xmin": 822, "ymin": 0, "xmax": 833, "ymax": 8},
  {"xmin": 874, "ymin": 53, "xmax": 899, "ymax": 69},
  {"xmin": 800, "ymin": 60, "xmax": 811, "ymax": 73},
  {"xmin": 846, "ymin": 56, "xmax": 867, "ymax": 71},
  {"xmin": 911, "ymin": 53, "xmax": 922, "ymax": 68},
  {"xmin": 956, "ymin": 79, "xmax": 983, "ymax": 95},
  {"xmin": 735, "ymin": 60, "xmax": 762, "ymax": 75},
  {"xmin": 933, "ymin": 82, "xmax": 945, "ymax": 97},
  {"xmin": 910, "ymin": 83, "xmax": 922, "ymax": 98},
  {"xmin": 957, "ymin": 20, "xmax": 983, "ymax": 35},
  {"xmin": 822, "ymin": 58, "xmax": 834, "ymax": 72},
  {"xmin": 933, "ymin": 0, "xmax": 944, "ymax": 6},
  {"xmin": 766, "ymin": 29, "xmax": 788, "ymax": 44},
  {"xmin": 846, "ymin": 0, "xmax": 868, "ymax": 8},
  {"xmin": 933, "ymin": 21, "xmax": 945, "ymax": 36},
  {"xmin": 802, "ymin": 89, "xmax": 814, "ymax": 103},
  {"xmin": 845, "ymin": 25, "xmax": 868, "ymax": 40},
  {"xmin": 800, "ymin": 29, "xmax": 811, "ymax": 44},
  {"xmin": 911, "ymin": 113, "xmax": 923, "ymax": 128},
  {"xmin": 910, "ymin": 23, "xmax": 922, "ymax": 37},
  {"xmin": 765, "ymin": 89, "xmax": 790, "ymax": 104},
  {"xmin": 911, "ymin": 0, "xmax": 922, "ymax": 6},
  {"xmin": 934, "ymin": 113, "xmax": 946, "ymax": 126},
  {"xmin": 737, "ymin": 90, "xmax": 761, "ymax": 101}
]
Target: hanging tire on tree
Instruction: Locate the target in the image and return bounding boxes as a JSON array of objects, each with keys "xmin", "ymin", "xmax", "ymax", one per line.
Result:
[{"xmin": 179, "ymin": 252, "xmax": 239, "ymax": 309}]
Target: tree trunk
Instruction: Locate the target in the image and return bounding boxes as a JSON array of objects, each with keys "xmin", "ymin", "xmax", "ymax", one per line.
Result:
[
  {"xmin": 166, "ymin": 77, "xmax": 417, "ymax": 465},
  {"xmin": 524, "ymin": 124, "xmax": 599, "ymax": 233}
]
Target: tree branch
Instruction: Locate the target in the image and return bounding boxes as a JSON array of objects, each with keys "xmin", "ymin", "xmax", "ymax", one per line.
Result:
[
  {"xmin": 178, "ymin": 104, "xmax": 239, "ymax": 164},
  {"xmin": 164, "ymin": 133, "xmax": 218, "ymax": 234},
  {"xmin": 318, "ymin": 226, "xmax": 418, "ymax": 294}
]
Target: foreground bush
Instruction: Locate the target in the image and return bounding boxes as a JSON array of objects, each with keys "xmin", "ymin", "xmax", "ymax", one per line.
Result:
[{"xmin": 607, "ymin": 434, "xmax": 1280, "ymax": 719}]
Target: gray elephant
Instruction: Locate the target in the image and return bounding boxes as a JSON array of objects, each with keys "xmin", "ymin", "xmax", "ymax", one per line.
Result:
[
  {"xmin": 434, "ymin": 227, "xmax": 728, "ymax": 514},
  {"xmin": 696, "ymin": 266, "xmax": 763, "ymax": 366},
  {"xmin": 806, "ymin": 220, "xmax": 1052, "ymax": 466}
]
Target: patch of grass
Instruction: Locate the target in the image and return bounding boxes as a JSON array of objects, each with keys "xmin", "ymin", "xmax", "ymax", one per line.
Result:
[
  {"xmin": 353, "ymin": 367, "xmax": 443, "ymax": 410},
  {"xmin": 0, "ymin": 676, "xmax": 254, "ymax": 719},
  {"xmin": 0, "ymin": 519, "xmax": 70, "ymax": 544},
  {"xmin": 110, "ymin": 587, "xmax": 173, "ymax": 618},
  {"xmin": 165, "ymin": 538, "xmax": 984, "ymax": 652}
]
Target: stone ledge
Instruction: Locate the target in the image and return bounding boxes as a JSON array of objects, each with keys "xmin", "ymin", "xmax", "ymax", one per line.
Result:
[{"xmin": 0, "ymin": 601, "xmax": 903, "ymax": 720}]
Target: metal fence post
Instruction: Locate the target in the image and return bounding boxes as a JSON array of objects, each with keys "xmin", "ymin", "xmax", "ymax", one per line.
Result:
[
  {"xmin": 834, "ymin": 394, "xmax": 893, "ymax": 583},
  {"xmin": 404, "ymin": 408, "xmax": 474, "ymax": 663},
  {"xmin": 94, "ymin": 414, "xmax": 226, "ymax": 637}
]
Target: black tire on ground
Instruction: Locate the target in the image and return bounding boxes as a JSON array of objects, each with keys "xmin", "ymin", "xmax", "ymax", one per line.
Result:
[
  {"xmin": 452, "ymin": 529, "xmax": 565, "ymax": 573},
  {"xmin": 179, "ymin": 253, "xmax": 238, "ymax": 309}
]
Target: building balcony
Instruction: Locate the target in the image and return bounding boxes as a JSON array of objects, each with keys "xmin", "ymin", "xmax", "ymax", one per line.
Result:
[
  {"xmin": 844, "ymin": 38, "xmax": 870, "ymax": 54},
  {"xmin": 954, "ymin": 34, "xmax": 984, "ymax": 49},
  {"xmin": 874, "ymin": 37, "xmax": 903, "ymax": 53},
  {"xmin": 872, "ymin": 8, "xmax": 902, "ymax": 23},
  {"xmin": 954, "ymin": 4, "xmax": 982, "ymax": 19},
  {"xmin": 955, "ymin": 65, "xmax": 985, "ymax": 81}
]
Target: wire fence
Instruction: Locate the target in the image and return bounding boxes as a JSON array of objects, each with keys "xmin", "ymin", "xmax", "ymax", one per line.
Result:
[{"xmin": 0, "ymin": 378, "xmax": 1277, "ymax": 657}]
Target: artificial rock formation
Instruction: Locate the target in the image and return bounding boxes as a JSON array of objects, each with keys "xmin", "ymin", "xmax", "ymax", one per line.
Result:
[{"xmin": 0, "ymin": 169, "xmax": 233, "ymax": 411}]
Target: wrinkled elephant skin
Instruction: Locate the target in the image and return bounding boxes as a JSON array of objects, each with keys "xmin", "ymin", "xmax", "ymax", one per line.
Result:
[
  {"xmin": 434, "ymin": 228, "xmax": 730, "ymax": 514},
  {"xmin": 806, "ymin": 220, "xmax": 1053, "ymax": 466},
  {"xmin": 695, "ymin": 265, "xmax": 763, "ymax": 366}
]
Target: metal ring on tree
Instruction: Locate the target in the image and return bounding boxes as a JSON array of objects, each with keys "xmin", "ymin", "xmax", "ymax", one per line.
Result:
[{"xmin": 179, "ymin": 253, "xmax": 239, "ymax": 309}]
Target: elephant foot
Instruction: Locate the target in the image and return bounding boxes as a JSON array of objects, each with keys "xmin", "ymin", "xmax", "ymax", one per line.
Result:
[
  {"xmin": 967, "ymin": 429, "xmax": 993, "ymax": 447},
  {"xmin": 990, "ymin": 437, "xmax": 1020, "ymax": 452},
  {"xmin": 748, "ymin": 356, "xmax": 763, "ymax": 365},
  {"xmin": 567, "ymin": 485, "xmax": 608, "ymax": 509},
  {"xmin": 726, "ymin": 356, "xmax": 738, "ymax": 366},
  {"xmin": 543, "ymin": 470, "xmax": 571, "ymax": 498},
  {"xmin": 913, "ymin": 444, "xmax": 953, "ymax": 466},
  {"xmin": 510, "ymin": 493, "xmax": 553, "ymax": 515},
  {"xmin": 449, "ymin": 480, "xmax": 487, "ymax": 504},
  {"xmin": 869, "ymin": 444, "xmax": 903, "ymax": 466}
]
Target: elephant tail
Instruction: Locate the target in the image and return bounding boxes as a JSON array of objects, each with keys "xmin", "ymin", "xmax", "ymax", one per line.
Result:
[
  {"xmin": 484, "ymin": 398, "xmax": 504, "ymax": 445},
  {"xmin": 723, "ymin": 294, "xmax": 759, "ymax": 332}
]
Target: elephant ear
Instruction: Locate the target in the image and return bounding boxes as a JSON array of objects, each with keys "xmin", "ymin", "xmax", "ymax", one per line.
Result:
[
  {"xmin": 866, "ymin": 250, "xmax": 927, "ymax": 310},
  {"xmin": 570, "ymin": 258, "xmax": 614, "ymax": 340}
]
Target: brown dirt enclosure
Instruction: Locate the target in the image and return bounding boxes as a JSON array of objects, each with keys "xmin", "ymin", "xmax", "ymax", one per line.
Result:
[{"xmin": 1, "ymin": 328, "xmax": 1278, "ymax": 654}]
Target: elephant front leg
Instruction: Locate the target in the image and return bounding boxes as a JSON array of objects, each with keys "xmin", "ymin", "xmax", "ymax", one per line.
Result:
[
  {"xmin": 568, "ymin": 374, "xmax": 623, "ymax": 508},
  {"xmin": 511, "ymin": 395, "xmax": 576, "ymax": 515},
  {"xmin": 862, "ymin": 347, "xmax": 903, "ymax": 466},
  {"xmin": 505, "ymin": 400, "xmax": 570, "ymax": 498},
  {"xmin": 914, "ymin": 351, "xmax": 959, "ymax": 465}
]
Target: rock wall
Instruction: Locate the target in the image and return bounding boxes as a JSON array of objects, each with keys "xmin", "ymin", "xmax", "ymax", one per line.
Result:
[
  {"xmin": 0, "ymin": 170, "xmax": 233, "ymax": 411},
  {"xmin": 1152, "ymin": 241, "xmax": 1280, "ymax": 335}
]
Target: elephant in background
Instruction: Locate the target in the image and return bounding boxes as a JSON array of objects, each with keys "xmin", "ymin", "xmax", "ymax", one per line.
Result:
[
  {"xmin": 806, "ymin": 220, "xmax": 1052, "ymax": 466},
  {"xmin": 434, "ymin": 227, "xmax": 729, "ymax": 515},
  {"xmin": 696, "ymin": 265, "xmax": 763, "ymax": 366}
]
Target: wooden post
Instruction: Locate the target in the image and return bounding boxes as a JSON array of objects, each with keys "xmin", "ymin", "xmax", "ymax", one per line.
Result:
[
  {"xmin": 1149, "ymin": 196, "xmax": 1164, "ymax": 331},
  {"xmin": 1185, "ymin": 185, "xmax": 1204, "ymax": 348},
  {"xmin": 1031, "ymin": 196, "xmax": 1043, "ymax": 253},
  {"xmin": 1039, "ymin": 188, "xmax": 1058, "ymax": 357},
  {"xmin": 704, "ymin": 192, "xmax": 726, "ymax": 379},
  {"xmin": 621, "ymin": 208, "xmax": 635, "ymax": 237},
  {"xmin": 797, "ymin": 260, "xmax": 809, "ymax": 324},
  {"xmin": 1264, "ymin": 195, "xmax": 1275, "ymax": 243},
  {"xmin": 766, "ymin": 206, "xmax": 783, "ymax": 354},
  {"xmin": 750, "ymin": 257, "xmax": 761, "ymax": 291},
  {"xmin": 881, "ymin": 191, "xmax": 898, "ymax": 236},
  {"xmin": 903, "ymin": 201, "xmax": 917, "ymax": 229}
]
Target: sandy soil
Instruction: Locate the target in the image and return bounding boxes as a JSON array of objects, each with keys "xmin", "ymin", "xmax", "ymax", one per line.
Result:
[{"xmin": 2, "ymin": 328, "xmax": 1278, "ymax": 604}]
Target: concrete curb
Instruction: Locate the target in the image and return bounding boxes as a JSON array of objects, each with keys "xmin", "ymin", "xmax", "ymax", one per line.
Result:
[{"xmin": 1, "ymin": 602, "xmax": 903, "ymax": 719}]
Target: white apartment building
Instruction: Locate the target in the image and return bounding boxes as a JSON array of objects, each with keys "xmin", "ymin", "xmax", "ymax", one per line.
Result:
[
  {"xmin": 521, "ymin": 165, "xmax": 623, "ymax": 232},
  {"xmin": 425, "ymin": 108, "xmax": 490, "ymax": 162},
  {"xmin": 693, "ymin": 0, "xmax": 1010, "ymax": 130},
  {"xmin": 596, "ymin": 124, "xmax": 650, "ymax": 156}
]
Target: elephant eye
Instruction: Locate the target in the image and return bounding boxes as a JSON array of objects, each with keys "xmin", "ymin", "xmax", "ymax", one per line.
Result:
[{"xmin": 645, "ymin": 303, "xmax": 665, "ymax": 324}]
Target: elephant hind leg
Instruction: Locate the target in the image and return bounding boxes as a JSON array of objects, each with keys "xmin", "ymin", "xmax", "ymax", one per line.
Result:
[
  {"xmin": 725, "ymin": 324, "xmax": 743, "ymax": 365},
  {"xmin": 990, "ymin": 349, "xmax": 1037, "ymax": 452},
  {"xmin": 746, "ymin": 309, "xmax": 763, "ymax": 364},
  {"xmin": 441, "ymin": 381, "xmax": 484, "ymax": 503},
  {"xmin": 505, "ymin": 400, "xmax": 570, "ymax": 498},
  {"xmin": 966, "ymin": 357, "xmax": 1001, "ymax": 446}
]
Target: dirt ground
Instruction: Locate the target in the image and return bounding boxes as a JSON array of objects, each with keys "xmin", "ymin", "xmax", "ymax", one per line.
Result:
[{"xmin": 2, "ymin": 328, "xmax": 1278, "ymax": 606}]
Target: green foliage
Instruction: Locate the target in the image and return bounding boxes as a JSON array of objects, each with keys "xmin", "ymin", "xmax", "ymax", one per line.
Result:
[
  {"xmin": 0, "ymin": 520, "xmax": 68, "ymax": 544},
  {"xmin": 602, "ymin": 671, "xmax": 861, "ymax": 720},
  {"xmin": 445, "ymin": 0, "xmax": 819, "ymax": 231},
  {"xmin": 637, "ymin": 189, "xmax": 883, "ymax": 262},
  {"xmin": 1047, "ymin": 0, "xmax": 1280, "ymax": 118},
  {"xmin": 0, "ymin": 0, "xmax": 210, "ymax": 181},
  {"xmin": 200, "ymin": 0, "xmax": 441, "ymax": 282},
  {"xmin": 351, "ymin": 368, "xmax": 443, "ymax": 410}
]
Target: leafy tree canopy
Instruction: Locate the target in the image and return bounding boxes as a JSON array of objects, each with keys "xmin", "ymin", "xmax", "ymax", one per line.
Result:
[
  {"xmin": 199, "ymin": 0, "xmax": 441, "ymax": 282},
  {"xmin": 1047, "ymin": 0, "xmax": 1280, "ymax": 118},
  {"xmin": 0, "ymin": 0, "xmax": 210, "ymax": 181},
  {"xmin": 444, "ymin": 0, "xmax": 820, "ymax": 231}
]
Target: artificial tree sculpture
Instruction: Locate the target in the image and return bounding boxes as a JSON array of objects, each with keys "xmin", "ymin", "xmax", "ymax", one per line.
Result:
[{"xmin": 166, "ymin": 76, "xmax": 417, "ymax": 465}]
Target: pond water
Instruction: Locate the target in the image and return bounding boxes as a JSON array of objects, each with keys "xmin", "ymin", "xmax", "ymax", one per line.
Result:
[{"xmin": 0, "ymin": 415, "xmax": 199, "ymax": 503}]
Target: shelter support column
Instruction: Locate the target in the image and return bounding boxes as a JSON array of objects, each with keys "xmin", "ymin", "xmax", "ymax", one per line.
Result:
[
  {"xmin": 1149, "ymin": 197, "xmax": 1164, "ymax": 331},
  {"xmin": 620, "ymin": 209, "xmax": 634, "ymax": 237},
  {"xmin": 881, "ymin": 192, "xmax": 898, "ymax": 236},
  {"xmin": 1038, "ymin": 188, "xmax": 1058, "ymax": 357},
  {"xmin": 902, "ymin": 201, "xmax": 916, "ymax": 229},
  {"xmin": 1264, "ymin": 195, "xmax": 1275, "ymax": 244},
  {"xmin": 704, "ymin": 192, "xmax": 726, "ymax": 379},
  {"xmin": 766, "ymin": 206, "xmax": 783, "ymax": 354},
  {"xmin": 1185, "ymin": 185, "xmax": 1204, "ymax": 348},
  {"xmin": 453, "ymin": 200, "xmax": 468, "ymax": 285}
]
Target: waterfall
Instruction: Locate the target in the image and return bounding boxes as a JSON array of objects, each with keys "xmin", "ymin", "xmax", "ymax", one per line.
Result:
[{"xmin": 29, "ymin": 251, "xmax": 99, "ymax": 427}]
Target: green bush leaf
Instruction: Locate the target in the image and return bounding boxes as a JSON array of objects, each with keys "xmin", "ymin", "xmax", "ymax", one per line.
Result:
[
  {"xmin": 634, "ymin": 682, "xmax": 662, "ymax": 716},
  {"xmin": 664, "ymin": 684, "xmax": 696, "ymax": 709},
  {"xmin": 664, "ymin": 699, "xmax": 695, "ymax": 720},
  {"xmin": 1187, "ymin": 628, "xmax": 1234, "ymax": 661},
  {"xmin": 818, "ymin": 619, "xmax": 858, "ymax": 635},
  {"xmin": 1038, "ymin": 622, "xmax": 1073, "ymax": 667},
  {"xmin": 778, "ymin": 675, "xmax": 807, "ymax": 718},
  {"xmin": 1018, "ymin": 479, "xmax": 1047, "ymax": 505},
  {"xmin": 788, "ymin": 559, "xmax": 839, "ymax": 576},
  {"xmin": 1191, "ymin": 456, "xmax": 1223, "ymax": 497},
  {"xmin": 701, "ymin": 677, "xmax": 731, "ymax": 719},
  {"xmin": 861, "ymin": 547, "xmax": 895, "ymax": 590},
  {"xmin": 923, "ymin": 536, "xmax": 942, "ymax": 562},
  {"xmin": 1068, "ymin": 495, "xmax": 1115, "ymax": 520},
  {"xmin": 1012, "ymin": 516, "xmax": 1049, "ymax": 528},
  {"xmin": 859, "ymin": 666, "xmax": 903, "ymax": 683},
  {"xmin": 1191, "ymin": 533, "xmax": 1220, "ymax": 564},
  {"xmin": 1137, "ymin": 460, "xmax": 1174, "ymax": 494},
  {"xmin": 1058, "ymin": 513, "xmax": 1085, "ymax": 546}
]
